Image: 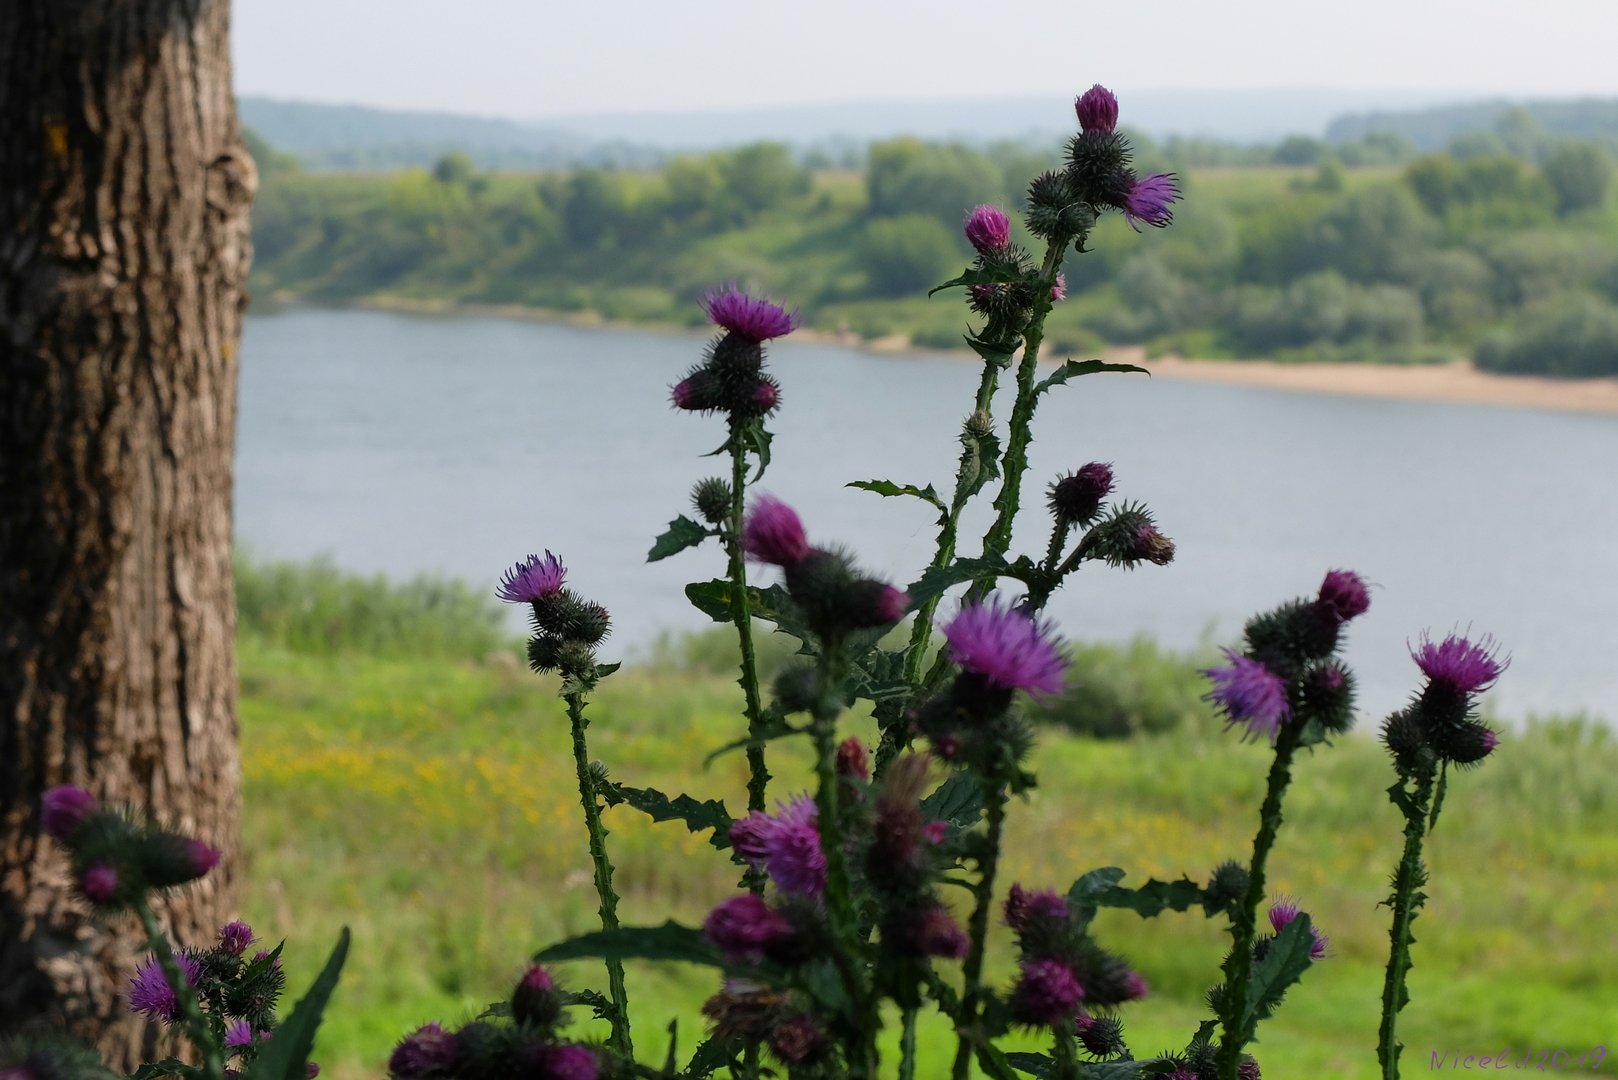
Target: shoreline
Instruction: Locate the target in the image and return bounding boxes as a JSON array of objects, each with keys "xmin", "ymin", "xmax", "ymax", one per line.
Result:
[{"xmin": 284, "ymin": 293, "xmax": 1618, "ymax": 418}]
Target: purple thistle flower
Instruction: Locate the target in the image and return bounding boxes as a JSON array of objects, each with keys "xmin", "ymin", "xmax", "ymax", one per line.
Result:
[
  {"xmin": 182, "ymin": 838, "xmax": 220, "ymax": 879},
  {"xmin": 751, "ymin": 380, "xmax": 780, "ymax": 412},
  {"xmin": 1268, "ymin": 897, "xmax": 1329, "ymax": 960},
  {"xmin": 1204, "ymin": 649, "xmax": 1291, "ymax": 742},
  {"xmin": 742, "ymin": 495, "xmax": 811, "ymax": 567},
  {"xmin": 703, "ymin": 285, "xmax": 797, "ymax": 342},
  {"xmin": 540, "ymin": 1045, "xmax": 599, "ymax": 1080},
  {"xmin": 1122, "ymin": 969, "xmax": 1150, "ymax": 1000},
  {"xmin": 729, "ymin": 796, "xmax": 825, "ymax": 894},
  {"xmin": 1411, "ymin": 632, "xmax": 1508, "ymax": 694},
  {"xmin": 1048, "ymin": 462, "xmax": 1114, "ymax": 524},
  {"xmin": 40, "ymin": 785, "xmax": 98, "ymax": 842},
  {"xmin": 703, "ymin": 894, "xmax": 794, "ymax": 963},
  {"xmin": 388, "ymin": 1023, "xmax": 459, "ymax": 1078},
  {"xmin": 1123, "ymin": 173, "xmax": 1180, "ymax": 230},
  {"xmin": 80, "ymin": 862, "xmax": 119, "ymax": 905},
  {"xmin": 1051, "ymin": 272, "xmax": 1067, "ymax": 302},
  {"xmin": 1075, "ymin": 84, "xmax": 1119, "ymax": 133},
  {"xmin": 218, "ymin": 920, "xmax": 255, "ymax": 956},
  {"xmin": 1318, "ymin": 569, "xmax": 1371, "ymax": 624},
  {"xmin": 910, "ymin": 906, "xmax": 970, "ymax": 959},
  {"xmin": 1004, "ymin": 884, "xmax": 1070, "ymax": 931},
  {"xmin": 1010, "ymin": 959, "xmax": 1085, "ymax": 1027},
  {"xmin": 943, "ymin": 598, "xmax": 1067, "ymax": 697},
  {"xmin": 128, "ymin": 950, "xmax": 202, "ymax": 1023},
  {"xmin": 671, "ymin": 375, "xmax": 706, "ymax": 411},
  {"xmin": 1129, "ymin": 523, "xmax": 1176, "ymax": 565},
  {"xmin": 225, "ymin": 1019, "xmax": 258, "ymax": 1055},
  {"xmin": 963, "ymin": 205, "xmax": 1011, "ymax": 253},
  {"xmin": 497, "ymin": 551, "xmax": 566, "ymax": 603},
  {"xmin": 769, "ymin": 1015, "xmax": 827, "ymax": 1066}
]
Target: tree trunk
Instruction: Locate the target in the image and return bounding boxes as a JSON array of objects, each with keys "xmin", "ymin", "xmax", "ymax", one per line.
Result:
[{"xmin": 0, "ymin": 0, "xmax": 253, "ymax": 1066}]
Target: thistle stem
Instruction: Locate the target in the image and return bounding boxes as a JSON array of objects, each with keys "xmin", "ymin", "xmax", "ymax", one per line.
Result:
[
  {"xmin": 566, "ymin": 691, "xmax": 634, "ymax": 1059},
  {"xmin": 1378, "ymin": 766, "xmax": 1437, "ymax": 1080},
  {"xmin": 810, "ymin": 644, "xmax": 878, "ymax": 1078},
  {"xmin": 951, "ymin": 781, "xmax": 1009, "ymax": 1080},
  {"xmin": 134, "ymin": 898, "xmax": 226, "ymax": 1080},
  {"xmin": 1216, "ymin": 723, "xmax": 1302, "ymax": 1080},
  {"xmin": 727, "ymin": 423, "xmax": 772, "ymax": 815},
  {"xmin": 976, "ymin": 242, "xmax": 1067, "ymax": 575},
  {"xmin": 1051, "ymin": 1024, "xmax": 1080, "ymax": 1080},
  {"xmin": 899, "ymin": 1006, "xmax": 919, "ymax": 1080}
]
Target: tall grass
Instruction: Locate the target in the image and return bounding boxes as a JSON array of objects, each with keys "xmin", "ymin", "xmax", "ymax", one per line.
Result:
[{"xmin": 235, "ymin": 553, "xmax": 510, "ymax": 659}]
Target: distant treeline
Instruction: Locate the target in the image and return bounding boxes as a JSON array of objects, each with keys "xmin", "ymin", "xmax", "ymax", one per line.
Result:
[{"xmin": 249, "ymin": 120, "xmax": 1618, "ymax": 377}]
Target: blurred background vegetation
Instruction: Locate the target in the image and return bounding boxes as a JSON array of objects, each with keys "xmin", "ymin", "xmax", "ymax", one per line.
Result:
[
  {"xmin": 246, "ymin": 101, "xmax": 1618, "ymax": 376},
  {"xmin": 234, "ymin": 557, "xmax": 1617, "ymax": 1079}
]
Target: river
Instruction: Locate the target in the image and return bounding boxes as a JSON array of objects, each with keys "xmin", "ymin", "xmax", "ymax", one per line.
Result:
[{"xmin": 237, "ymin": 308, "xmax": 1618, "ymax": 725}]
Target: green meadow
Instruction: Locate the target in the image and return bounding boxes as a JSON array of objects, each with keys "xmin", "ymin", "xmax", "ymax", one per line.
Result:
[{"xmin": 233, "ymin": 559, "xmax": 1618, "ymax": 1078}]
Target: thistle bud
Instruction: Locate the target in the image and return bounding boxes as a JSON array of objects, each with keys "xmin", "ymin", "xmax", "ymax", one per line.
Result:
[
  {"xmin": 965, "ymin": 410, "xmax": 993, "ymax": 437},
  {"xmin": 1298, "ymin": 660, "xmax": 1355, "ymax": 735},
  {"xmin": 1128, "ymin": 524, "xmax": 1175, "ymax": 566},
  {"xmin": 1430, "ymin": 717, "xmax": 1500, "ymax": 767},
  {"xmin": 1048, "ymin": 463, "xmax": 1114, "ymax": 526},
  {"xmin": 742, "ymin": 376, "xmax": 781, "ymax": 417},
  {"xmin": 834, "ymin": 738, "xmax": 869, "ymax": 782},
  {"xmin": 539, "ymin": 1046, "xmax": 598, "ymax": 1080},
  {"xmin": 1381, "ymin": 706, "xmax": 1436, "ymax": 776},
  {"xmin": 1010, "ymin": 959, "xmax": 1084, "ymax": 1027},
  {"xmin": 768, "ymin": 1015, "xmax": 827, "ymax": 1066},
  {"xmin": 707, "ymin": 331, "xmax": 765, "ymax": 380},
  {"xmin": 690, "ymin": 478, "xmax": 731, "ymax": 525},
  {"xmin": 526, "ymin": 635, "xmax": 563, "ymax": 674},
  {"xmin": 140, "ymin": 833, "xmax": 220, "ymax": 888},
  {"xmin": 963, "ymin": 204, "xmax": 1012, "ymax": 254},
  {"xmin": 1317, "ymin": 569, "xmax": 1370, "ymax": 624},
  {"xmin": 742, "ymin": 495, "xmax": 811, "ymax": 567},
  {"xmin": 512, "ymin": 965, "xmax": 563, "ymax": 1029},
  {"xmin": 555, "ymin": 641, "xmax": 597, "ymax": 679},
  {"xmin": 1239, "ymin": 1057, "xmax": 1263, "ymax": 1080},
  {"xmin": 1025, "ymin": 170, "xmax": 1077, "ymax": 242},
  {"xmin": 1076, "ymin": 1014, "xmax": 1127, "ymax": 1058},
  {"xmin": 389, "ymin": 1023, "xmax": 460, "ymax": 1079},
  {"xmin": 771, "ymin": 665, "xmax": 821, "ymax": 715},
  {"xmin": 80, "ymin": 862, "xmax": 120, "ymax": 906},
  {"xmin": 1066, "ymin": 130, "xmax": 1134, "ymax": 204},
  {"xmin": 904, "ymin": 905, "xmax": 969, "ymax": 959},
  {"xmin": 1203, "ymin": 861, "xmax": 1250, "ymax": 918},
  {"xmin": 671, "ymin": 368, "xmax": 722, "ymax": 412},
  {"xmin": 40, "ymin": 785, "xmax": 99, "ymax": 843},
  {"xmin": 843, "ymin": 579, "xmax": 909, "ymax": 629},
  {"xmin": 1075, "ymin": 84, "xmax": 1119, "ymax": 134},
  {"xmin": 218, "ymin": 921, "xmax": 255, "ymax": 956}
]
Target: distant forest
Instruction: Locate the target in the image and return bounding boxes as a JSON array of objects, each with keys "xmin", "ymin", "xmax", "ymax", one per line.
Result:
[{"xmin": 247, "ymin": 106, "xmax": 1618, "ymax": 377}]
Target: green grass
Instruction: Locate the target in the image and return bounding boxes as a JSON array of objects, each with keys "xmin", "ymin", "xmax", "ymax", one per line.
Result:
[{"xmin": 235, "ymin": 629, "xmax": 1618, "ymax": 1079}]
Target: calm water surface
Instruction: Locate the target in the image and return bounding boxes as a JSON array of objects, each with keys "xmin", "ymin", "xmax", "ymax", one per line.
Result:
[{"xmin": 237, "ymin": 309, "xmax": 1618, "ymax": 725}]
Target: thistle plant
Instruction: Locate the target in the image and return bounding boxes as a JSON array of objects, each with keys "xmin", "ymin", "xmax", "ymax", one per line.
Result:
[{"xmin": 9, "ymin": 84, "xmax": 1513, "ymax": 1080}]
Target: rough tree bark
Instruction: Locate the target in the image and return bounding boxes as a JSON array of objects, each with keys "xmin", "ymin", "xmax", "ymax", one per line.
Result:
[{"xmin": 0, "ymin": 0, "xmax": 253, "ymax": 1065}]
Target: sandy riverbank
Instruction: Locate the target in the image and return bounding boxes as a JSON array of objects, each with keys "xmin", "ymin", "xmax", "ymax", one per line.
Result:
[{"xmin": 331, "ymin": 295, "xmax": 1618, "ymax": 417}]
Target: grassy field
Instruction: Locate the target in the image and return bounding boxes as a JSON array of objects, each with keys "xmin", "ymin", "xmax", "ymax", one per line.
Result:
[{"xmin": 231, "ymin": 575, "xmax": 1618, "ymax": 1079}]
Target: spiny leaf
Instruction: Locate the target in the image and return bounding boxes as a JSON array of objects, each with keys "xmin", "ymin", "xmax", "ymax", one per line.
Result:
[
  {"xmin": 1034, "ymin": 358, "xmax": 1150, "ymax": 397},
  {"xmin": 560, "ymin": 988, "xmax": 617, "ymax": 1022},
  {"xmin": 1244, "ymin": 913, "xmax": 1317, "ymax": 1031},
  {"xmin": 1005, "ymin": 1051, "xmax": 1054, "ymax": 1077},
  {"xmin": 647, "ymin": 515, "xmax": 712, "ymax": 563},
  {"xmin": 964, "ymin": 334, "xmax": 1017, "ymax": 368},
  {"xmin": 847, "ymin": 478, "xmax": 946, "ymax": 512},
  {"xmin": 684, "ymin": 1035, "xmax": 740, "ymax": 1079},
  {"xmin": 930, "ymin": 264, "xmax": 1040, "ymax": 297},
  {"xmin": 953, "ymin": 428, "xmax": 1003, "ymax": 510},
  {"xmin": 245, "ymin": 928, "xmax": 350, "ymax": 1080},
  {"xmin": 703, "ymin": 718, "xmax": 808, "ymax": 767},
  {"xmin": 535, "ymin": 921, "xmax": 722, "ymax": 968},
  {"xmin": 1085, "ymin": 873, "xmax": 1207, "ymax": 919},
  {"xmin": 742, "ymin": 421, "xmax": 773, "ymax": 480},
  {"xmin": 609, "ymin": 784, "xmax": 733, "ymax": 850},
  {"xmin": 920, "ymin": 772, "xmax": 985, "ymax": 828},
  {"xmin": 906, "ymin": 556, "xmax": 1024, "ymax": 607}
]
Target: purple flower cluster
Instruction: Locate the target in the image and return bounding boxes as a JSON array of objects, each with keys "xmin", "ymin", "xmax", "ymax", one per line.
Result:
[
  {"xmin": 1074, "ymin": 84, "xmax": 1119, "ymax": 134},
  {"xmin": 497, "ymin": 551, "xmax": 566, "ymax": 604},
  {"xmin": 702, "ymin": 285, "xmax": 798, "ymax": 343},
  {"xmin": 943, "ymin": 599, "xmax": 1067, "ymax": 697},
  {"xmin": 730, "ymin": 796, "xmax": 826, "ymax": 895},
  {"xmin": 742, "ymin": 495, "xmax": 811, "ymax": 567},
  {"xmin": 963, "ymin": 205, "xmax": 1011, "ymax": 254},
  {"xmin": 389, "ymin": 1023, "xmax": 460, "ymax": 1078},
  {"xmin": 128, "ymin": 950, "xmax": 203, "ymax": 1024},
  {"xmin": 1003, "ymin": 880, "xmax": 1148, "ymax": 1027},
  {"xmin": 40, "ymin": 785, "xmax": 98, "ymax": 841},
  {"xmin": 1204, "ymin": 649, "xmax": 1291, "ymax": 742},
  {"xmin": 1412, "ymin": 632, "xmax": 1507, "ymax": 694}
]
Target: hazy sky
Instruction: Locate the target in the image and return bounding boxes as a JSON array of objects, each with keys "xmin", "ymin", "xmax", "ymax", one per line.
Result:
[{"xmin": 235, "ymin": 0, "xmax": 1618, "ymax": 119}]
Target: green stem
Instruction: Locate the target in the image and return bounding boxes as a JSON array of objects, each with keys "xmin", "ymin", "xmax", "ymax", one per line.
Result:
[
  {"xmin": 976, "ymin": 243, "xmax": 1067, "ymax": 575},
  {"xmin": 899, "ymin": 1006, "xmax": 919, "ymax": 1080},
  {"xmin": 1051, "ymin": 1023, "xmax": 1080, "ymax": 1080},
  {"xmin": 727, "ymin": 423, "xmax": 772, "ymax": 815},
  {"xmin": 810, "ymin": 643, "xmax": 878, "ymax": 1078},
  {"xmin": 135, "ymin": 898, "xmax": 226, "ymax": 1080},
  {"xmin": 1042, "ymin": 518, "xmax": 1073, "ymax": 577},
  {"xmin": 1378, "ymin": 766, "xmax": 1437, "ymax": 1080},
  {"xmin": 1216, "ymin": 723, "xmax": 1302, "ymax": 1080},
  {"xmin": 951, "ymin": 782, "xmax": 1009, "ymax": 1080},
  {"xmin": 566, "ymin": 691, "xmax": 634, "ymax": 1060},
  {"xmin": 882, "ymin": 351, "xmax": 1008, "ymax": 778}
]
